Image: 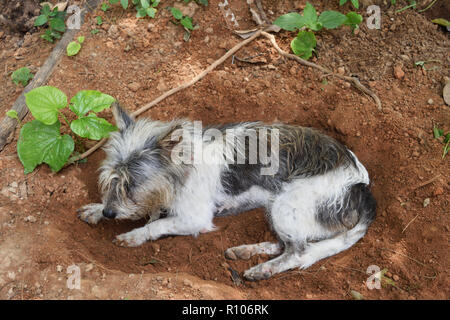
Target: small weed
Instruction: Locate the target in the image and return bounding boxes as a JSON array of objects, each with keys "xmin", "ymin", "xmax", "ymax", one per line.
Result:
[
  {"xmin": 275, "ymin": 2, "xmax": 362, "ymax": 60},
  {"xmin": 96, "ymin": 16, "xmax": 103, "ymax": 25},
  {"xmin": 170, "ymin": 7, "xmax": 195, "ymax": 30},
  {"xmin": 11, "ymin": 67, "xmax": 34, "ymax": 86},
  {"xmin": 339, "ymin": 0, "xmax": 359, "ymax": 9},
  {"xmin": 17, "ymin": 86, "xmax": 117, "ymax": 173},
  {"xmin": 67, "ymin": 36, "xmax": 85, "ymax": 56},
  {"xmin": 433, "ymin": 125, "xmax": 450, "ymax": 159},
  {"xmin": 34, "ymin": 4, "xmax": 66, "ymax": 42},
  {"xmin": 91, "ymin": 29, "xmax": 100, "ymax": 35}
]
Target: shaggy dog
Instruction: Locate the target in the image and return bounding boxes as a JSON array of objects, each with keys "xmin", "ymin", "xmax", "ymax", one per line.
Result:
[{"xmin": 78, "ymin": 102, "xmax": 376, "ymax": 280}]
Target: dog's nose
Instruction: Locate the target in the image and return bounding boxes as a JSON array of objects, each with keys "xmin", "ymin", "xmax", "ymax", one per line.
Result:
[{"xmin": 102, "ymin": 208, "xmax": 117, "ymax": 219}]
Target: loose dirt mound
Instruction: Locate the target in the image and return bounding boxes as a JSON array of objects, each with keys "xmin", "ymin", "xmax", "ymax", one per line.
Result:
[{"xmin": 0, "ymin": 0, "xmax": 448, "ymax": 299}]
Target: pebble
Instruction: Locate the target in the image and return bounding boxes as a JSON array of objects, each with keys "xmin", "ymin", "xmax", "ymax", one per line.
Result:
[
  {"xmin": 205, "ymin": 27, "xmax": 214, "ymax": 34},
  {"xmin": 24, "ymin": 216, "xmax": 37, "ymax": 223},
  {"xmin": 337, "ymin": 67, "xmax": 345, "ymax": 75},
  {"xmin": 127, "ymin": 82, "xmax": 141, "ymax": 92},
  {"xmin": 423, "ymin": 198, "xmax": 430, "ymax": 208},
  {"xmin": 85, "ymin": 263, "xmax": 94, "ymax": 272},
  {"xmin": 108, "ymin": 25, "xmax": 119, "ymax": 39},
  {"xmin": 433, "ymin": 187, "xmax": 444, "ymax": 196},
  {"xmin": 394, "ymin": 66, "xmax": 405, "ymax": 79},
  {"xmin": 56, "ymin": 265, "xmax": 63, "ymax": 273},
  {"xmin": 427, "ymin": 98, "xmax": 433, "ymax": 105},
  {"xmin": 393, "ymin": 275, "xmax": 400, "ymax": 281}
]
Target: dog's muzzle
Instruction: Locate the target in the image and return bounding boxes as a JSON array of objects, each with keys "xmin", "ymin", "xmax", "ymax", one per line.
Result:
[{"xmin": 103, "ymin": 208, "xmax": 117, "ymax": 219}]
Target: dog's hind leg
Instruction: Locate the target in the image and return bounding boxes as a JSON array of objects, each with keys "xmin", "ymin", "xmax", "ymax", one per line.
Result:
[
  {"xmin": 243, "ymin": 243, "xmax": 303, "ymax": 281},
  {"xmin": 77, "ymin": 203, "xmax": 104, "ymax": 224},
  {"xmin": 225, "ymin": 242, "xmax": 282, "ymax": 260}
]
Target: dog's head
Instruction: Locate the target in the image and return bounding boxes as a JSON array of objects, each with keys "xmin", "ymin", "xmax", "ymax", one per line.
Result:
[{"xmin": 98, "ymin": 102, "xmax": 186, "ymax": 220}]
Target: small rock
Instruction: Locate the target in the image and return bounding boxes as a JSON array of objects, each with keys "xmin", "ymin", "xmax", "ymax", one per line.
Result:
[
  {"xmin": 337, "ymin": 67, "xmax": 345, "ymax": 75},
  {"xmin": 7, "ymin": 272, "xmax": 16, "ymax": 280},
  {"xmin": 85, "ymin": 263, "xmax": 94, "ymax": 272},
  {"xmin": 394, "ymin": 66, "xmax": 405, "ymax": 79},
  {"xmin": 423, "ymin": 198, "xmax": 430, "ymax": 208},
  {"xmin": 108, "ymin": 25, "xmax": 119, "ymax": 39},
  {"xmin": 443, "ymin": 77, "xmax": 450, "ymax": 106},
  {"xmin": 427, "ymin": 98, "xmax": 434, "ymax": 105},
  {"xmin": 205, "ymin": 27, "xmax": 214, "ymax": 34},
  {"xmin": 127, "ymin": 82, "xmax": 141, "ymax": 92},
  {"xmin": 433, "ymin": 187, "xmax": 444, "ymax": 196},
  {"xmin": 393, "ymin": 275, "xmax": 400, "ymax": 281},
  {"xmin": 147, "ymin": 23, "xmax": 155, "ymax": 32},
  {"xmin": 204, "ymin": 36, "xmax": 210, "ymax": 43},
  {"xmin": 24, "ymin": 216, "xmax": 37, "ymax": 223},
  {"xmin": 350, "ymin": 290, "xmax": 364, "ymax": 300},
  {"xmin": 56, "ymin": 265, "xmax": 63, "ymax": 273},
  {"xmin": 267, "ymin": 64, "xmax": 276, "ymax": 70}
]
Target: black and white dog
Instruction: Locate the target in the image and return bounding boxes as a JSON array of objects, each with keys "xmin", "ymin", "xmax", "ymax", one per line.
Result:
[{"xmin": 78, "ymin": 102, "xmax": 376, "ymax": 280}]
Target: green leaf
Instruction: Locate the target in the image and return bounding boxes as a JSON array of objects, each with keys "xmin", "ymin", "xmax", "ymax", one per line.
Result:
[
  {"xmin": 171, "ymin": 7, "xmax": 183, "ymax": 20},
  {"xmin": 69, "ymin": 90, "xmax": 116, "ymax": 117},
  {"xmin": 136, "ymin": 8, "xmax": 147, "ymax": 18},
  {"xmin": 344, "ymin": 12, "xmax": 363, "ymax": 30},
  {"xmin": 25, "ymin": 86, "xmax": 67, "ymax": 125},
  {"xmin": 303, "ymin": 2, "xmax": 318, "ymax": 26},
  {"xmin": 109, "ymin": 0, "xmax": 120, "ymax": 4},
  {"xmin": 120, "ymin": 0, "xmax": 129, "ymax": 9},
  {"xmin": 152, "ymin": 0, "xmax": 160, "ymax": 7},
  {"xmin": 340, "ymin": 0, "xmax": 348, "ymax": 5},
  {"xmin": 91, "ymin": 29, "xmax": 100, "ymax": 35},
  {"xmin": 70, "ymin": 114, "xmax": 117, "ymax": 140},
  {"xmin": 96, "ymin": 16, "xmax": 103, "ymax": 25},
  {"xmin": 431, "ymin": 18, "xmax": 450, "ymax": 27},
  {"xmin": 6, "ymin": 110, "xmax": 19, "ymax": 120},
  {"xmin": 18, "ymin": 120, "xmax": 74, "ymax": 173},
  {"xmin": 101, "ymin": 3, "xmax": 111, "ymax": 11},
  {"xmin": 42, "ymin": 4, "xmax": 51, "ymax": 16},
  {"xmin": 433, "ymin": 126, "xmax": 443, "ymax": 139},
  {"xmin": 318, "ymin": 11, "xmax": 348, "ymax": 29},
  {"xmin": 141, "ymin": 0, "xmax": 150, "ymax": 9},
  {"xmin": 146, "ymin": 7, "xmax": 157, "ymax": 18},
  {"xmin": 197, "ymin": 0, "xmax": 208, "ymax": 5},
  {"xmin": 34, "ymin": 15, "xmax": 48, "ymax": 27},
  {"xmin": 67, "ymin": 41, "xmax": 81, "ymax": 56},
  {"xmin": 290, "ymin": 30, "xmax": 316, "ymax": 60},
  {"xmin": 181, "ymin": 17, "xmax": 194, "ymax": 30},
  {"xmin": 351, "ymin": 0, "xmax": 359, "ymax": 9},
  {"xmin": 78, "ymin": 36, "xmax": 85, "ymax": 44},
  {"xmin": 49, "ymin": 18, "xmax": 66, "ymax": 32},
  {"xmin": 274, "ymin": 12, "xmax": 306, "ymax": 31},
  {"xmin": 11, "ymin": 67, "xmax": 34, "ymax": 86}
]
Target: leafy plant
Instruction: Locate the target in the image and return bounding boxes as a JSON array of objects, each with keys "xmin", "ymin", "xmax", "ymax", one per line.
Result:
[
  {"xmin": 274, "ymin": 2, "xmax": 362, "ymax": 59},
  {"xmin": 433, "ymin": 125, "xmax": 450, "ymax": 159},
  {"xmin": 34, "ymin": 4, "xmax": 67, "ymax": 42},
  {"xmin": 11, "ymin": 67, "xmax": 34, "ymax": 86},
  {"xmin": 101, "ymin": 2, "xmax": 111, "ymax": 12},
  {"xmin": 91, "ymin": 28, "xmax": 100, "ymax": 35},
  {"xmin": 109, "ymin": 0, "xmax": 159, "ymax": 18},
  {"xmin": 67, "ymin": 36, "xmax": 85, "ymax": 56},
  {"xmin": 96, "ymin": 16, "xmax": 103, "ymax": 25},
  {"xmin": 6, "ymin": 110, "xmax": 21, "ymax": 127},
  {"xmin": 339, "ymin": 0, "xmax": 359, "ymax": 9},
  {"xmin": 17, "ymin": 86, "xmax": 117, "ymax": 173},
  {"xmin": 184, "ymin": 0, "xmax": 209, "ymax": 6},
  {"xmin": 170, "ymin": 7, "xmax": 194, "ymax": 31}
]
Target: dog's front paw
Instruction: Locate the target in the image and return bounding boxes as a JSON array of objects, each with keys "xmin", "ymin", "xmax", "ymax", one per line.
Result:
[
  {"xmin": 225, "ymin": 245, "xmax": 253, "ymax": 260},
  {"xmin": 243, "ymin": 264, "xmax": 273, "ymax": 281},
  {"xmin": 77, "ymin": 203, "xmax": 104, "ymax": 225},
  {"xmin": 113, "ymin": 229, "xmax": 148, "ymax": 247}
]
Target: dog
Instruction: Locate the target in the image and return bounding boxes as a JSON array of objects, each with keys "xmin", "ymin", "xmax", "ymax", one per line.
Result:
[{"xmin": 78, "ymin": 102, "xmax": 376, "ymax": 281}]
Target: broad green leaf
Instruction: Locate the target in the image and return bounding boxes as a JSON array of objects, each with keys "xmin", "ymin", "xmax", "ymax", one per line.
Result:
[
  {"xmin": 11, "ymin": 67, "xmax": 34, "ymax": 86},
  {"xmin": 152, "ymin": 0, "xmax": 160, "ymax": 7},
  {"xmin": 34, "ymin": 15, "xmax": 48, "ymax": 27},
  {"xmin": 96, "ymin": 16, "xmax": 103, "ymax": 25},
  {"xmin": 274, "ymin": 12, "xmax": 306, "ymax": 31},
  {"xmin": 101, "ymin": 3, "xmax": 111, "ymax": 11},
  {"xmin": 197, "ymin": 0, "xmax": 208, "ymax": 5},
  {"xmin": 18, "ymin": 120, "xmax": 74, "ymax": 173},
  {"xmin": 171, "ymin": 7, "xmax": 183, "ymax": 20},
  {"xmin": 25, "ymin": 86, "xmax": 67, "ymax": 125},
  {"xmin": 70, "ymin": 114, "xmax": 117, "ymax": 140},
  {"xmin": 345, "ymin": 12, "xmax": 363, "ymax": 30},
  {"xmin": 291, "ymin": 31, "xmax": 316, "ymax": 60},
  {"xmin": 339, "ymin": 0, "xmax": 347, "ymax": 5},
  {"xmin": 141, "ymin": 0, "xmax": 150, "ymax": 9},
  {"xmin": 67, "ymin": 41, "xmax": 81, "ymax": 56},
  {"xmin": 6, "ymin": 110, "xmax": 19, "ymax": 120},
  {"xmin": 109, "ymin": 0, "xmax": 120, "ymax": 4},
  {"xmin": 49, "ymin": 18, "xmax": 66, "ymax": 32},
  {"xmin": 318, "ymin": 11, "xmax": 348, "ymax": 29},
  {"xmin": 351, "ymin": 0, "xmax": 359, "ymax": 9},
  {"xmin": 120, "ymin": 0, "xmax": 129, "ymax": 9},
  {"xmin": 78, "ymin": 36, "xmax": 85, "ymax": 44},
  {"xmin": 303, "ymin": 2, "xmax": 318, "ymax": 26},
  {"xmin": 181, "ymin": 17, "xmax": 194, "ymax": 30},
  {"xmin": 69, "ymin": 90, "xmax": 116, "ymax": 116},
  {"xmin": 146, "ymin": 7, "xmax": 157, "ymax": 18},
  {"xmin": 42, "ymin": 4, "xmax": 51, "ymax": 16},
  {"xmin": 136, "ymin": 8, "xmax": 147, "ymax": 18}
]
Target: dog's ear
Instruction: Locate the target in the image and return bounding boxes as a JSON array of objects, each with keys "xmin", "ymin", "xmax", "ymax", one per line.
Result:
[{"xmin": 111, "ymin": 101, "xmax": 134, "ymax": 131}]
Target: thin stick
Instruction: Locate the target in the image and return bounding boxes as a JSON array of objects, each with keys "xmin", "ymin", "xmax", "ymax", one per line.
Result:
[
  {"xmin": 261, "ymin": 31, "xmax": 382, "ymax": 110},
  {"xmin": 412, "ymin": 174, "xmax": 441, "ymax": 190},
  {"xmin": 401, "ymin": 213, "xmax": 419, "ymax": 233},
  {"xmin": 69, "ymin": 29, "xmax": 263, "ymax": 163}
]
